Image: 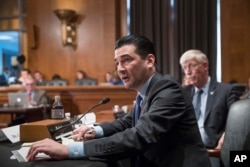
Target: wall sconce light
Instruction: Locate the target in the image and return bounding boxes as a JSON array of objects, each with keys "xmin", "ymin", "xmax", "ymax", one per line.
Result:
[{"xmin": 53, "ymin": 9, "xmax": 78, "ymax": 47}]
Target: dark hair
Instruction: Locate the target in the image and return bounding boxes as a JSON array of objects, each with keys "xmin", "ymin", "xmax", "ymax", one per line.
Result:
[
  {"xmin": 52, "ymin": 74, "xmax": 61, "ymax": 80},
  {"xmin": 115, "ymin": 35, "xmax": 156, "ymax": 60},
  {"xmin": 77, "ymin": 70, "xmax": 86, "ymax": 77},
  {"xmin": 22, "ymin": 68, "xmax": 31, "ymax": 74}
]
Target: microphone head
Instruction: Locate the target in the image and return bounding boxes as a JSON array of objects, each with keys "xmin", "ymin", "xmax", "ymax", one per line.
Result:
[{"xmin": 99, "ymin": 97, "xmax": 110, "ymax": 104}]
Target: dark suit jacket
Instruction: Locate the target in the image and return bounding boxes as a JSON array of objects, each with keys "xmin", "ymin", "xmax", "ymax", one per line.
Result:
[
  {"xmin": 0, "ymin": 74, "xmax": 8, "ymax": 86},
  {"xmin": 84, "ymin": 73, "xmax": 211, "ymax": 167},
  {"xmin": 183, "ymin": 79, "xmax": 239, "ymax": 148}
]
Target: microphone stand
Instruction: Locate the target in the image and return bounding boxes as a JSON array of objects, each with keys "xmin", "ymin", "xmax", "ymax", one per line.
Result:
[{"xmin": 51, "ymin": 97, "xmax": 110, "ymax": 140}]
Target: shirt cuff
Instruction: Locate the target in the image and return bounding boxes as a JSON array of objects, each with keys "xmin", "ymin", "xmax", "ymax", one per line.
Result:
[
  {"xmin": 68, "ymin": 142, "xmax": 85, "ymax": 158},
  {"xmin": 93, "ymin": 126, "xmax": 104, "ymax": 138}
]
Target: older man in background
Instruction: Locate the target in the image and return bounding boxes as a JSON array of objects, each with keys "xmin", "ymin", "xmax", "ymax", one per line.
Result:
[
  {"xmin": 8, "ymin": 76, "xmax": 50, "ymax": 126},
  {"xmin": 180, "ymin": 49, "xmax": 239, "ymax": 167}
]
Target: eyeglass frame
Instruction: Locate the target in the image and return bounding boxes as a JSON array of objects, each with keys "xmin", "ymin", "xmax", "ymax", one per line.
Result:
[{"xmin": 181, "ymin": 63, "xmax": 201, "ymax": 72}]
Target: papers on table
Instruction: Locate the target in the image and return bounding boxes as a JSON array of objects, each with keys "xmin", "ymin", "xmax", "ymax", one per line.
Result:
[{"xmin": 1, "ymin": 125, "xmax": 20, "ymax": 143}]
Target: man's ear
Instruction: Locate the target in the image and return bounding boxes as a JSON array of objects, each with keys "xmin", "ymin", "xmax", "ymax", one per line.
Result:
[
  {"xmin": 203, "ymin": 61, "xmax": 209, "ymax": 71},
  {"xmin": 146, "ymin": 54, "xmax": 155, "ymax": 67}
]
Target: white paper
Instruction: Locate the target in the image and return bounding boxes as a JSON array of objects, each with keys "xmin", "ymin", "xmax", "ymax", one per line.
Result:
[
  {"xmin": 1, "ymin": 125, "xmax": 20, "ymax": 143},
  {"xmin": 61, "ymin": 137, "xmax": 74, "ymax": 145},
  {"xmin": 77, "ymin": 112, "xmax": 96, "ymax": 126}
]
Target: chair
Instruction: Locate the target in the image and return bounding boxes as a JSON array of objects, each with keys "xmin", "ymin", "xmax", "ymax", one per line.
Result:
[
  {"xmin": 207, "ymin": 99, "xmax": 250, "ymax": 167},
  {"xmin": 47, "ymin": 79, "xmax": 68, "ymax": 86},
  {"xmin": 232, "ymin": 83, "xmax": 247, "ymax": 97},
  {"xmin": 75, "ymin": 78, "xmax": 97, "ymax": 85}
]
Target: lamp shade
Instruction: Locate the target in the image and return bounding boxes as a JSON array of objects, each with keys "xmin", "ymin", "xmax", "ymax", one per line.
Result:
[{"xmin": 53, "ymin": 9, "xmax": 76, "ymax": 22}]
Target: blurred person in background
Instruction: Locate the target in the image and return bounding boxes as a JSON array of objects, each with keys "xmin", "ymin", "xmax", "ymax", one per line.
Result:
[
  {"xmin": 104, "ymin": 71, "xmax": 114, "ymax": 85},
  {"xmin": 17, "ymin": 68, "xmax": 32, "ymax": 85},
  {"xmin": 240, "ymin": 76, "xmax": 250, "ymax": 99},
  {"xmin": 8, "ymin": 76, "xmax": 50, "ymax": 126},
  {"xmin": 34, "ymin": 70, "xmax": 47, "ymax": 86},
  {"xmin": 75, "ymin": 70, "xmax": 97, "ymax": 85}
]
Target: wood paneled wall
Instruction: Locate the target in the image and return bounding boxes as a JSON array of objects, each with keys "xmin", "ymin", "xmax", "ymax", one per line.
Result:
[
  {"xmin": 21, "ymin": 0, "xmax": 250, "ymax": 84},
  {"xmin": 221, "ymin": 0, "xmax": 250, "ymax": 83},
  {"xmin": 25, "ymin": 0, "xmax": 126, "ymax": 85}
]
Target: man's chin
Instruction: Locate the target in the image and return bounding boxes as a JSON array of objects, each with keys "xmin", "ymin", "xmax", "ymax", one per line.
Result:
[
  {"xmin": 123, "ymin": 84, "xmax": 130, "ymax": 89},
  {"xmin": 190, "ymin": 81, "xmax": 197, "ymax": 86}
]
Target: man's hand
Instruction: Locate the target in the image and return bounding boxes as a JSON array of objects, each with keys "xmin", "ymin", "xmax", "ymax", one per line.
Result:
[
  {"xmin": 26, "ymin": 138, "xmax": 68, "ymax": 161},
  {"xmin": 72, "ymin": 125, "xmax": 96, "ymax": 141},
  {"xmin": 215, "ymin": 132, "xmax": 225, "ymax": 149}
]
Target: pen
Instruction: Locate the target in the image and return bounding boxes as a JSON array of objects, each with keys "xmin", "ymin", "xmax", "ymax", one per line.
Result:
[
  {"xmin": 66, "ymin": 134, "xmax": 79, "ymax": 139},
  {"xmin": 67, "ymin": 129, "xmax": 94, "ymax": 139},
  {"xmin": 86, "ymin": 129, "xmax": 94, "ymax": 134}
]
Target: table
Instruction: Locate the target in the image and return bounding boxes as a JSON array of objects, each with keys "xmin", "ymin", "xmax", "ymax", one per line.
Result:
[
  {"xmin": 0, "ymin": 105, "xmax": 47, "ymax": 124},
  {"xmin": 0, "ymin": 140, "xmax": 109, "ymax": 167}
]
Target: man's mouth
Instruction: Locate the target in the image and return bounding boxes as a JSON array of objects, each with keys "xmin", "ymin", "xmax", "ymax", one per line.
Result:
[{"xmin": 121, "ymin": 76, "xmax": 129, "ymax": 82}]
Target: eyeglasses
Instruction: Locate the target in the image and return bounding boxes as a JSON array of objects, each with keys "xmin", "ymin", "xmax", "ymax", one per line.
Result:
[{"xmin": 182, "ymin": 63, "xmax": 200, "ymax": 72}]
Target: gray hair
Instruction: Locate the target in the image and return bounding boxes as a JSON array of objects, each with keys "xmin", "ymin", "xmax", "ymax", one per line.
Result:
[{"xmin": 180, "ymin": 49, "xmax": 208, "ymax": 65}]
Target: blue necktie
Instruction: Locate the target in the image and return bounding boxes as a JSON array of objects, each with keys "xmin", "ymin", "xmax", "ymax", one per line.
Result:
[
  {"xmin": 134, "ymin": 95, "xmax": 142, "ymax": 166},
  {"xmin": 134, "ymin": 95, "xmax": 142, "ymax": 124},
  {"xmin": 194, "ymin": 89, "xmax": 203, "ymax": 119}
]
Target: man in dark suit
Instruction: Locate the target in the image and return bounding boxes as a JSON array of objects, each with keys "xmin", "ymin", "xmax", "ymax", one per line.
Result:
[
  {"xmin": 179, "ymin": 49, "xmax": 239, "ymax": 167},
  {"xmin": 27, "ymin": 35, "xmax": 211, "ymax": 167}
]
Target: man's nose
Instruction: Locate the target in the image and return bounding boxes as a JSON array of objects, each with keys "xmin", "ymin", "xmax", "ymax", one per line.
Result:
[
  {"xmin": 117, "ymin": 64, "xmax": 125, "ymax": 71},
  {"xmin": 185, "ymin": 69, "xmax": 193, "ymax": 75}
]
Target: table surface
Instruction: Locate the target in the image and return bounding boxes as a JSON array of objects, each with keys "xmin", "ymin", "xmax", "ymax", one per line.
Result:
[
  {"xmin": 0, "ymin": 141, "xmax": 109, "ymax": 167},
  {"xmin": 0, "ymin": 105, "xmax": 50, "ymax": 113},
  {"xmin": 0, "ymin": 106, "xmax": 29, "ymax": 114}
]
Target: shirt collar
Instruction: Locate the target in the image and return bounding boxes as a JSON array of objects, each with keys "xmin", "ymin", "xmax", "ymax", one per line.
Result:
[{"xmin": 138, "ymin": 73, "xmax": 155, "ymax": 100}]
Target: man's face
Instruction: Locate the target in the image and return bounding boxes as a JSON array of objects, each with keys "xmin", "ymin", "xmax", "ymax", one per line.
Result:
[
  {"xmin": 114, "ymin": 44, "xmax": 155, "ymax": 91},
  {"xmin": 21, "ymin": 71, "xmax": 29, "ymax": 77},
  {"xmin": 25, "ymin": 80, "xmax": 35, "ymax": 92},
  {"xmin": 181, "ymin": 58, "xmax": 208, "ymax": 88},
  {"xmin": 34, "ymin": 73, "xmax": 42, "ymax": 80},
  {"xmin": 76, "ymin": 72, "xmax": 83, "ymax": 79}
]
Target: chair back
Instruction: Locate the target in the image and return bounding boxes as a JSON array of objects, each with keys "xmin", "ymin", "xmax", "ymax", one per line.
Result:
[
  {"xmin": 47, "ymin": 79, "xmax": 68, "ymax": 86},
  {"xmin": 75, "ymin": 78, "xmax": 97, "ymax": 85},
  {"xmin": 221, "ymin": 99, "xmax": 250, "ymax": 167}
]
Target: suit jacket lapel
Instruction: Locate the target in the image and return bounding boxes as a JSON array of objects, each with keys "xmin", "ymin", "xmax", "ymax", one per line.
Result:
[{"xmin": 140, "ymin": 73, "xmax": 161, "ymax": 116}]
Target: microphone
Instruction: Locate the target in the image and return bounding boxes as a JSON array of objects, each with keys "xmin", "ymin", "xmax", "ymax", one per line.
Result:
[{"xmin": 51, "ymin": 97, "xmax": 110, "ymax": 139}]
